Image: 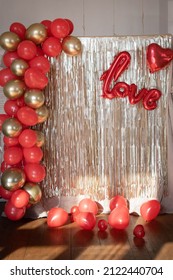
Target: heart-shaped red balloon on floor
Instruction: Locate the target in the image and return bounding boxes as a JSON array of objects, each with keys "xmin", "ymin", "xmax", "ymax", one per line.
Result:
[
  {"xmin": 47, "ymin": 207, "xmax": 68, "ymax": 227},
  {"xmin": 147, "ymin": 43, "xmax": 173, "ymax": 73},
  {"xmin": 140, "ymin": 199, "xmax": 161, "ymax": 222}
]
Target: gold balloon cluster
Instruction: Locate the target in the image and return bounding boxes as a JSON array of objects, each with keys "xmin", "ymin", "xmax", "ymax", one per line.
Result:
[{"xmin": 0, "ymin": 18, "xmax": 82, "ymax": 220}]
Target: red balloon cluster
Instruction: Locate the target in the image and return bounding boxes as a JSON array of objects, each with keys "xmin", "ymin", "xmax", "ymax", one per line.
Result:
[
  {"xmin": 0, "ymin": 18, "xmax": 78, "ymax": 221},
  {"xmin": 46, "ymin": 196, "xmax": 161, "ymax": 238}
]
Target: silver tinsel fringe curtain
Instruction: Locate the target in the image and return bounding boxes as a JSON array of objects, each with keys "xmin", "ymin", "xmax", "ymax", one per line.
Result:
[{"xmin": 41, "ymin": 35, "xmax": 173, "ymax": 213}]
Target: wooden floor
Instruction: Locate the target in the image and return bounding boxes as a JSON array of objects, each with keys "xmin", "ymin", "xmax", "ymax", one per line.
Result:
[{"xmin": 0, "ymin": 202, "xmax": 173, "ymax": 260}]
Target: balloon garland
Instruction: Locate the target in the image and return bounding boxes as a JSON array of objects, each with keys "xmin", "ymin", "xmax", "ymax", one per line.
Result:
[
  {"xmin": 0, "ymin": 18, "xmax": 82, "ymax": 220},
  {"xmin": 0, "ymin": 21, "xmax": 168, "ymax": 230}
]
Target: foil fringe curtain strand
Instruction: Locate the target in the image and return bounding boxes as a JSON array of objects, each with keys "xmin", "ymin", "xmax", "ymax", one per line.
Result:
[{"xmin": 41, "ymin": 35, "xmax": 172, "ymax": 205}]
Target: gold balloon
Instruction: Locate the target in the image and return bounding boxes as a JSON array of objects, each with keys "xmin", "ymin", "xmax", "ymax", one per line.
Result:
[
  {"xmin": 23, "ymin": 182, "xmax": 42, "ymax": 204},
  {"xmin": 62, "ymin": 36, "xmax": 82, "ymax": 56},
  {"xmin": 24, "ymin": 89, "xmax": 45, "ymax": 109},
  {"xmin": 2, "ymin": 117, "xmax": 22, "ymax": 137},
  {"xmin": 25, "ymin": 23, "xmax": 47, "ymax": 45},
  {"xmin": 35, "ymin": 105, "xmax": 49, "ymax": 123},
  {"xmin": 10, "ymin": 59, "xmax": 29, "ymax": 76},
  {"xmin": 1, "ymin": 167, "xmax": 26, "ymax": 191},
  {"xmin": 0, "ymin": 31, "xmax": 21, "ymax": 51},
  {"xmin": 3, "ymin": 79, "xmax": 26, "ymax": 99},
  {"xmin": 35, "ymin": 130, "xmax": 44, "ymax": 147}
]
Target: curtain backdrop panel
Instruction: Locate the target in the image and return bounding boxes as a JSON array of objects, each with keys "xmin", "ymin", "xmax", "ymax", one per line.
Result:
[{"xmin": 41, "ymin": 35, "xmax": 173, "ymax": 214}]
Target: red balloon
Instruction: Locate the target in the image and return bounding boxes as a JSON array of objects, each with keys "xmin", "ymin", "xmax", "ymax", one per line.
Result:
[
  {"xmin": 4, "ymin": 100, "xmax": 19, "ymax": 117},
  {"xmin": 108, "ymin": 206, "xmax": 130, "ymax": 230},
  {"xmin": 24, "ymin": 162, "xmax": 46, "ymax": 182},
  {"xmin": 98, "ymin": 219, "xmax": 108, "ymax": 231},
  {"xmin": 1, "ymin": 160, "xmax": 22, "ymax": 172},
  {"xmin": 140, "ymin": 200, "xmax": 161, "ymax": 222},
  {"xmin": 10, "ymin": 189, "xmax": 30, "ymax": 208},
  {"xmin": 17, "ymin": 40, "xmax": 37, "ymax": 60},
  {"xmin": 17, "ymin": 106, "xmax": 38, "ymax": 126},
  {"xmin": 42, "ymin": 37, "xmax": 62, "ymax": 57},
  {"xmin": 3, "ymin": 136, "xmax": 19, "ymax": 147},
  {"xmin": 10, "ymin": 22, "xmax": 26, "ymax": 40},
  {"xmin": 78, "ymin": 198, "xmax": 98, "ymax": 215},
  {"xmin": 29, "ymin": 56, "xmax": 50, "ymax": 74},
  {"xmin": 36, "ymin": 46, "xmax": 44, "ymax": 56},
  {"xmin": 4, "ymin": 200, "xmax": 26, "ymax": 220},
  {"xmin": 24, "ymin": 67, "xmax": 48, "ymax": 89},
  {"xmin": 75, "ymin": 212, "xmax": 96, "ymax": 230},
  {"xmin": 3, "ymin": 51, "xmax": 19, "ymax": 67},
  {"xmin": 15, "ymin": 96, "xmax": 25, "ymax": 107},
  {"xmin": 70, "ymin": 205, "xmax": 80, "ymax": 222},
  {"xmin": 0, "ymin": 68, "xmax": 17, "ymax": 87},
  {"xmin": 4, "ymin": 146, "xmax": 23, "ymax": 165},
  {"xmin": 51, "ymin": 18, "xmax": 70, "ymax": 39},
  {"xmin": 1, "ymin": 161, "xmax": 12, "ymax": 172},
  {"xmin": 18, "ymin": 129, "xmax": 37, "ymax": 148},
  {"xmin": 109, "ymin": 195, "xmax": 128, "ymax": 211},
  {"xmin": 47, "ymin": 207, "xmax": 68, "ymax": 227},
  {"xmin": 0, "ymin": 114, "xmax": 9, "ymax": 131},
  {"xmin": 65, "ymin": 19, "xmax": 74, "ymax": 35},
  {"xmin": 147, "ymin": 43, "xmax": 173, "ymax": 73},
  {"xmin": 23, "ymin": 146, "xmax": 43, "ymax": 163},
  {"xmin": 133, "ymin": 224, "xmax": 145, "ymax": 238},
  {"xmin": 0, "ymin": 185, "xmax": 12, "ymax": 199},
  {"xmin": 41, "ymin": 20, "xmax": 52, "ymax": 37}
]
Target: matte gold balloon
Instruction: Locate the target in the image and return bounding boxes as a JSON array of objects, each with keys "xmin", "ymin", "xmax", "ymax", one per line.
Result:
[
  {"xmin": 25, "ymin": 23, "xmax": 47, "ymax": 45},
  {"xmin": 0, "ymin": 31, "xmax": 21, "ymax": 51},
  {"xmin": 2, "ymin": 117, "xmax": 22, "ymax": 137},
  {"xmin": 24, "ymin": 89, "xmax": 45, "ymax": 108},
  {"xmin": 23, "ymin": 182, "xmax": 42, "ymax": 204},
  {"xmin": 3, "ymin": 79, "xmax": 26, "ymax": 99},
  {"xmin": 35, "ymin": 105, "xmax": 49, "ymax": 123},
  {"xmin": 1, "ymin": 167, "xmax": 26, "ymax": 191},
  {"xmin": 10, "ymin": 58, "xmax": 29, "ymax": 76},
  {"xmin": 62, "ymin": 36, "xmax": 82, "ymax": 56},
  {"xmin": 35, "ymin": 130, "xmax": 44, "ymax": 147}
]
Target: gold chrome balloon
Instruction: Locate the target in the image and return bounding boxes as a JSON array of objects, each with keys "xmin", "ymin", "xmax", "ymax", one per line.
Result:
[
  {"xmin": 24, "ymin": 89, "xmax": 45, "ymax": 109},
  {"xmin": 35, "ymin": 130, "xmax": 44, "ymax": 147},
  {"xmin": 0, "ymin": 31, "xmax": 21, "ymax": 51},
  {"xmin": 1, "ymin": 167, "xmax": 26, "ymax": 191},
  {"xmin": 25, "ymin": 23, "xmax": 47, "ymax": 45},
  {"xmin": 23, "ymin": 182, "xmax": 42, "ymax": 204},
  {"xmin": 10, "ymin": 58, "xmax": 29, "ymax": 76},
  {"xmin": 62, "ymin": 36, "xmax": 82, "ymax": 56},
  {"xmin": 2, "ymin": 117, "xmax": 22, "ymax": 137},
  {"xmin": 3, "ymin": 79, "xmax": 26, "ymax": 99},
  {"xmin": 35, "ymin": 105, "xmax": 49, "ymax": 123}
]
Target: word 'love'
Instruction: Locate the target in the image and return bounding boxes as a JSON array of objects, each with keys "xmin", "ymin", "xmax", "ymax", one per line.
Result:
[{"xmin": 100, "ymin": 51, "xmax": 162, "ymax": 110}]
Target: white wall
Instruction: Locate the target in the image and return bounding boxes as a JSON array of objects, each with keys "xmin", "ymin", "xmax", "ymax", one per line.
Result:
[{"xmin": 0, "ymin": 0, "xmax": 171, "ymax": 36}]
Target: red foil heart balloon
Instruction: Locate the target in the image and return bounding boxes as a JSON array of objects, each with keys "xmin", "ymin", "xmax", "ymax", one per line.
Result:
[{"xmin": 147, "ymin": 43, "xmax": 173, "ymax": 73}]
